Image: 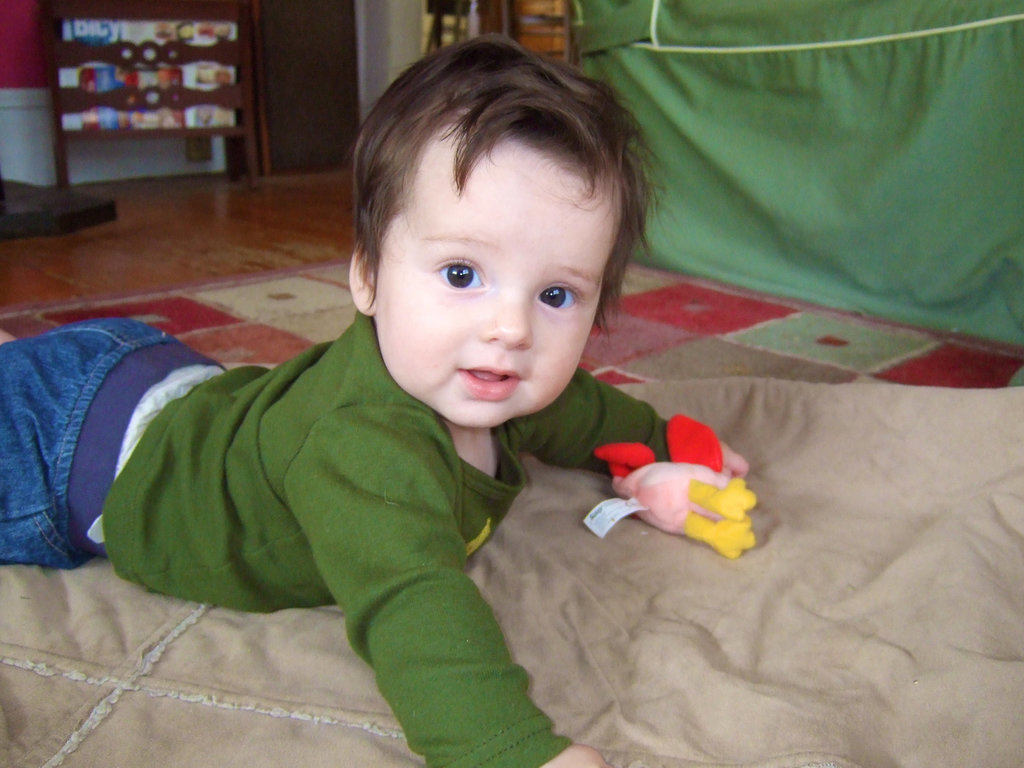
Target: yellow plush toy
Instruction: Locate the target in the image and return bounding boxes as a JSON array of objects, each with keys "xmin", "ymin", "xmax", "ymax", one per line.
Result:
[
  {"xmin": 684, "ymin": 479, "xmax": 757, "ymax": 559},
  {"xmin": 594, "ymin": 414, "xmax": 758, "ymax": 559}
]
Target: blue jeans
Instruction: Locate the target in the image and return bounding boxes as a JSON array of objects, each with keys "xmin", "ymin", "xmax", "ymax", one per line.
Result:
[{"xmin": 0, "ymin": 319, "xmax": 175, "ymax": 569}]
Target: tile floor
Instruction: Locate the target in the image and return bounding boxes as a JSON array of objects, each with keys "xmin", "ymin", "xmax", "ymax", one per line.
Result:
[{"xmin": 2, "ymin": 262, "xmax": 1023, "ymax": 388}]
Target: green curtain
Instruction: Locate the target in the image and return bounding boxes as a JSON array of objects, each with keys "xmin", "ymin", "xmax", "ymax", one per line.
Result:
[{"xmin": 578, "ymin": 0, "xmax": 1024, "ymax": 345}]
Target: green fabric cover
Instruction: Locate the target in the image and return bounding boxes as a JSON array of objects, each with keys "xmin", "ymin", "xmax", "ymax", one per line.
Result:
[{"xmin": 577, "ymin": 0, "xmax": 1024, "ymax": 345}]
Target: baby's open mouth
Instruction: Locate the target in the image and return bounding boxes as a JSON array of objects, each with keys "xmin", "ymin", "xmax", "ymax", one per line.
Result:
[
  {"xmin": 469, "ymin": 369, "xmax": 511, "ymax": 382},
  {"xmin": 460, "ymin": 369, "xmax": 520, "ymax": 401}
]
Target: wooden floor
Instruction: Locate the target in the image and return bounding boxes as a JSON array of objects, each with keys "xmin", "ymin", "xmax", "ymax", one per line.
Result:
[{"xmin": 0, "ymin": 170, "xmax": 354, "ymax": 309}]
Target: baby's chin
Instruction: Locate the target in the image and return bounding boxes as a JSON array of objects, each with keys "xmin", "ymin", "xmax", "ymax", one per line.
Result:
[
  {"xmin": 431, "ymin": 379, "xmax": 573, "ymax": 431},
  {"xmin": 440, "ymin": 403, "xmax": 544, "ymax": 432}
]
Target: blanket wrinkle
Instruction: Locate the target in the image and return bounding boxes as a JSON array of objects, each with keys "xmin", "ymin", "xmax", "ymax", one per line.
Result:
[
  {"xmin": 961, "ymin": 498, "xmax": 1024, "ymax": 565},
  {"xmin": 988, "ymin": 490, "xmax": 1024, "ymax": 539}
]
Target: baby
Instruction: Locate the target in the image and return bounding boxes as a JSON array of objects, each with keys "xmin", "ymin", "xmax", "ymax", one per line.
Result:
[{"xmin": 0, "ymin": 36, "xmax": 749, "ymax": 768}]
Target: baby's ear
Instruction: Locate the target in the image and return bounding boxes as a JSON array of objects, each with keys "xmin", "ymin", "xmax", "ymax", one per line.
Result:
[{"xmin": 348, "ymin": 251, "xmax": 376, "ymax": 315}]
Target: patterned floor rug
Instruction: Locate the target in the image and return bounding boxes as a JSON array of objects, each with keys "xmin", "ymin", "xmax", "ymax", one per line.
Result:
[{"xmin": 2, "ymin": 262, "xmax": 1022, "ymax": 388}]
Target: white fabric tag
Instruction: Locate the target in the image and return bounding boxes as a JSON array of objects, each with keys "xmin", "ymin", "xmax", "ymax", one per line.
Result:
[{"xmin": 583, "ymin": 497, "xmax": 647, "ymax": 538}]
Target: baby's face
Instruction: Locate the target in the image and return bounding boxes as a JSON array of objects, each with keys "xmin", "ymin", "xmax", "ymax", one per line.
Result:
[{"xmin": 351, "ymin": 137, "xmax": 616, "ymax": 447}]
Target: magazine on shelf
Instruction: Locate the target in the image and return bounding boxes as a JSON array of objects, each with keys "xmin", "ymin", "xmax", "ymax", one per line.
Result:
[
  {"xmin": 61, "ymin": 19, "xmax": 237, "ymax": 46},
  {"xmin": 59, "ymin": 63, "xmax": 235, "ymax": 93},
  {"xmin": 61, "ymin": 104, "xmax": 235, "ymax": 132}
]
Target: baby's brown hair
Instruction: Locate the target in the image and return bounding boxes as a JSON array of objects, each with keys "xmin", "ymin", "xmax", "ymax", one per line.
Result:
[{"xmin": 351, "ymin": 35, "xmax": 650, "ymax": 327}]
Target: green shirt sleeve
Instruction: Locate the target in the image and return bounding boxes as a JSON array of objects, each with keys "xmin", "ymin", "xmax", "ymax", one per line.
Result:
[
  {"xmin": 284, "ymin": 403, "xmax": 570, "ymax": 768},
  {"xmin": 511, "ymin": 368, "xmax": 670, "ymax": 472}
]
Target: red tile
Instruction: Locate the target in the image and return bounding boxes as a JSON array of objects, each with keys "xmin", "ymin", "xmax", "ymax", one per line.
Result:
[
  {"xmin": 583, "ymin": 312, "xmax": 695, "ymax": 368},
  {"xmin": 44, "ymin": 297, "xmax": 242, "ymax": 335},
  {"xmin": 181, "ymin": 324, "xmax": 314, "ymax": 366},
  {"xmin": 0, "ymin": 314, "xmax": 59, "ymax": 339},
  {"xmin": 877, "ymin": 344, "xmax": 1024, "ymax": 388},
  {"xmin": 594, "ymin": 368, "xmax": 648, "ymax": 386},
  {"xmin": 620, "ymin": 282, "xmax": 796, "ymax": 334}
]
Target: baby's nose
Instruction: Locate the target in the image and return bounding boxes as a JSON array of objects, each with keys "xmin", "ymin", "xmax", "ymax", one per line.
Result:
[{"xmin": 484, "ymin": 296, "xmax": 532, "ymax": 349}]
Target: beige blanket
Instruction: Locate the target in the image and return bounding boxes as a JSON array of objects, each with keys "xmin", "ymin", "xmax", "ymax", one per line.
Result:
[{"xmin": 3, "ymin": 378, "xmax": 1023, "ymax": 768}]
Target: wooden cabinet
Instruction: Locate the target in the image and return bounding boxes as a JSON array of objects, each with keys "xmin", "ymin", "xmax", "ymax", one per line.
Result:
[
  {"xmin": 503, "ymin": 0, "xmax": 573, "ymax": 61},
  {"xmin": 253, "ymin": 0, "xmax": 358, "ymax": 173},
  {"xmin": 41, "ymin": 0, "xmax": 259, "ymax": 186}
]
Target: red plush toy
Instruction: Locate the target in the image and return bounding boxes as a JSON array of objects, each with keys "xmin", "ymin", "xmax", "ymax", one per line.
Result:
[
  {"xmin": 593, "ymin": 415, "xmax": 756, "ymax": 559},
  {"xmin": 595, "ymin": 414, "xmax": 723, "ymax": 475}
]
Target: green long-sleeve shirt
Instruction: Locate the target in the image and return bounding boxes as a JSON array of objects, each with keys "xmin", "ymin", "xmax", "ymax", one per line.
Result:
[{"xmin": 103, "ymin": 312, "xmax": 668, "ymax": 768}]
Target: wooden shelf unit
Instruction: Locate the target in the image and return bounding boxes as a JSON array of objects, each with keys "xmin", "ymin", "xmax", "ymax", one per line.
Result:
[
  {"xmin": 42, "ymin": 0, "xmax": 259, "ymax": 187},
  {"xmin": 502, "ymin": 0, "xmax": 574, "ymax": 62}
]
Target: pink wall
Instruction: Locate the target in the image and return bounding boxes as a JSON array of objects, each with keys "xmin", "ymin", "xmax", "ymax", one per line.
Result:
[{"xmin": 0, "ymin": 0, "xmax": 47, "ymax": 89}]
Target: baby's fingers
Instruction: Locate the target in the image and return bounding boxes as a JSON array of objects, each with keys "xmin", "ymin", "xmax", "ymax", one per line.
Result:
[{"xmin": 720, "ymin": 441, "xmax": 750, "ymax": 478}]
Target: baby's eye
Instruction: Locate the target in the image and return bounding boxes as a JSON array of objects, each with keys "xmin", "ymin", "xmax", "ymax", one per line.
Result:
[
  {"xmin": 443, "ymin": 264, "xmax": 480, "ymax": 289},
  {"xmin": 539, "ymin": 286, "xmax": 575, "ymax": 308}
]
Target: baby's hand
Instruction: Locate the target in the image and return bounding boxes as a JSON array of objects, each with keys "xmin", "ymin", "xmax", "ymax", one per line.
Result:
[
  {"xmin": 719, "ymin": 439, "xmax": 750, "ymax": 478},
  {"xmin": 540, "ymin": 744, "xmax": 612, "ymax": 768},
  {"xmin": 612, "ymin": 461, "xmax": 732, "ymax": 535}
]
